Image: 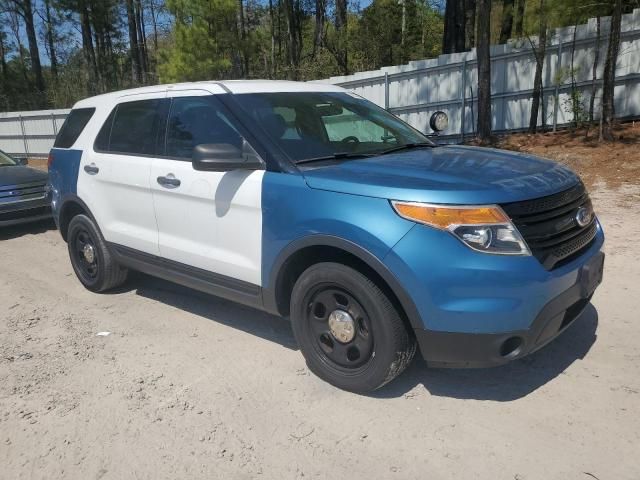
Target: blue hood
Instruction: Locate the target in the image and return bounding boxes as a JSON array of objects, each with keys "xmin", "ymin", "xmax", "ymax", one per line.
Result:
[
  {"xmin": 301, "ymin": 145, "xmax": 580, "ymax": 204},
  {"xmin": 0, "ymin": 165, "xmax": 48, "ymax": 187}
]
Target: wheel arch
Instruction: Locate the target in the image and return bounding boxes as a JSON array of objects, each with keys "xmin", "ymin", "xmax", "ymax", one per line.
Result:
[
  {"xmin": 58, "ymin": 196, "xmax": 96, "ymax": 242},
  {"xmin": 263, "ymin": 235, "xmax": 424, "ymax": 331}
]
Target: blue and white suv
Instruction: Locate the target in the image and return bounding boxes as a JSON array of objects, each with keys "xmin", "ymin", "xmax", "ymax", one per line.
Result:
[{"xmin": 48, "ymin": 81, "xmax": 604, "ymax": 392}]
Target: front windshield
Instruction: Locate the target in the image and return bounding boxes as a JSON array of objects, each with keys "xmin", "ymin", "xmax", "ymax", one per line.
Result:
[
  {"xmin": 233, "ymin": 92, "xmax": 432, "ymax": 163},
  {"xmin": 0, "ymin": 150, "xmax": 17, "ymax": 166}
]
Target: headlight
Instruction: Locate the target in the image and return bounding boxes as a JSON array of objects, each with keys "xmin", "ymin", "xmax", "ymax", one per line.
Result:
[{"xmin": 391, "ymin": 201, "xmax": 530, "ymax": 255}]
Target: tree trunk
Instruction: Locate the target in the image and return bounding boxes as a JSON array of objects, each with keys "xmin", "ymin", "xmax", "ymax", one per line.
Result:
[
  {"xmin": 0, "ymin": 31, "xmax": 7, "ymax": 84},
  {"xmin": 8, "ymin": 11, "xmax": 29, "ymax": 85},
  {"xmin": 443, "ymin": 0, "xmax": 466, "ymax": 54},
  {"xmin": 268, "ymin": 0, "xmax": 276, "ymax": 77},
  {"xmin": 500, "ymin": 0, "xmax": 515, "ymax": 44},
  {"xmin": 135, "ymin": 0, "xmax": 148, "ymax": 82},
  {"xmin": 79, "ymin": 1, "xmax": 99, "ymax": 94},
  {"xmin": 149, "ymin": 0, "xmax": 159, "ymax": 51},
  {"xmin": 476, "ymin": 0, "xmax": 492, "ymax": 143},
  {"xmin": 589, "ymin": 16, "xmax": 601, "ymax": 124},
  {"xmin": 600, "ymin": 0, "xmax": 622, "ymax": 142},
  {"xmin": 43, "ymin": 0, "xmax": 58, "ymax": 80},
  {"xmin": 528, "ymin": 1, "xmax": 547, "ymax": 134},
  {"xmin": 17, "ymin": 0, "xmax": 45, "ymax": 96},
  {"xmin": 401, "ymin": 0, "xmax": 407, "ymax": 62},
  {"xmin": 514, "ymin": 0, "xmax": 526, "ymax": 38},
  {"xmin": 312, "ymin": 0, "xmax": 325, "ymax": 58},
  {"xmin": 570, "ymin": 22, "xmax": 579, "ymax": 128},
  {"xmin": 282, "ymin": 0, "xmax": 300, "ymax": 78},
  {"xmin": 335, "ymin": 0, "xmax": 348, "ymax": 75},
  {"xmin": 125, "ymin": 0, "xmax": 141, "ymax": 83},
  {"xmin": 237, "ymin": 0, "xmax": 249, "ymax": 77},
  {"xmin": 465, "ymin": 0, "xmax": 476, "ymax": 50},
  {"xmin": 295, "ymin": 0, "xmax": 303, "ymax": 66}
]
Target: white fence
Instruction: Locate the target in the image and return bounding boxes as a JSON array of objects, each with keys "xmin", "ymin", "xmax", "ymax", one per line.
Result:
[
  {"xmin": 325, "ymin": 8, "xmax": 640, "ymax": 141},
  {"xmin": 1, "ymin": 8, "xmax": 639, "ymax": 157},
  {"xmin": 0, "ymin": 109, "xmax": 69, "ymax": 158}
]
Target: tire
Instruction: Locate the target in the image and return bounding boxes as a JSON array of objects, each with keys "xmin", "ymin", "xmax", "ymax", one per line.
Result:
[
  {"xmin": 67, "ymin": 214, "xmax": 128, "ymax": 292},
  {"xmin": 290, "ymin": 262, "xmax": 416, "ymax": 392}
]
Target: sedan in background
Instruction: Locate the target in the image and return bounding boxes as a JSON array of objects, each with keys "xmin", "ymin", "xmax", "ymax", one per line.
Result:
[{"xmin": 0, "ymin": 149, "xmax": 51, "ymax": 227}]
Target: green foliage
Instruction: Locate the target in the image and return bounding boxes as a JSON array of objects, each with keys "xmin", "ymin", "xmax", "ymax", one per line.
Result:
[
  {"xmin": 562, "ymin": 87, "xmax": 588, "ymax": 128},
  {"xmin": 159, "ymin": 0, "xmax": 238, "ymax": 82}
]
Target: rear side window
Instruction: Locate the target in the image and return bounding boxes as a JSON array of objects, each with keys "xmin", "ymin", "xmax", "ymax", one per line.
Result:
[
  {"xmin": 95, "ymin": 99, "xmax": 163, "ymax": 155},
  {"xmin": 54, "ymin": 108, "xmax": 95, "ymax": 148}
]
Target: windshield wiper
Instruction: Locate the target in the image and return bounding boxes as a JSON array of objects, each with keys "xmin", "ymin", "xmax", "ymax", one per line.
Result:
[
  {"xmin": 379, "ymin": 142, "xmax": 435, "ymax": 156},
  {"xmin": 295, "ymin": 152, "xmax": 376, "ymax": 165}
]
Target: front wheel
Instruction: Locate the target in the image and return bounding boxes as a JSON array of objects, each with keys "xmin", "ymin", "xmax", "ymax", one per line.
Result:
[
  {"xmin": 290, "ymin": 262, "xmax": 416, "ymax": 392},
  {"xmin": 67, "ymin": 214, "xmax": 128, "ymax": 292}
]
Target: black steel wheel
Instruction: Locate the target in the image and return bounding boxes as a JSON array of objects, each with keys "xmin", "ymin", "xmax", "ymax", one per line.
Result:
[
  {"xmin": 71, "ymin": 227, "xmax": 99, "ymax": 283},
  {"xmin": 291, "ymin": 262, "xmax": 416, "ymax": 392},
  {"xmin": 67, "ymin": 214, "xmax": 128, "ymax": 292},
  {"xmin": 305, "ymin": 286, "xmax": 374, "ymax": 370}
]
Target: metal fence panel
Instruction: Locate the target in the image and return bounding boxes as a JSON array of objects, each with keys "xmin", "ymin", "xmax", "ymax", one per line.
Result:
[
  {"xmin": 326, "ymin": 8, "xmax": 640, "ymax": 141},
  {"xmin": 0, "ymin": 109, "xmax": 70, "ymax": 158}
]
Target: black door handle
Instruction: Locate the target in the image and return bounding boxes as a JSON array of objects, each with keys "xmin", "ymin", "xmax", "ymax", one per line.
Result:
[
  {"xmin": 157, "ymin": 175, "xmax": 181, "ymax": 188},
  {"xmin": 84, "ymin": 163, "xmax": 99, "ymax": 175}
]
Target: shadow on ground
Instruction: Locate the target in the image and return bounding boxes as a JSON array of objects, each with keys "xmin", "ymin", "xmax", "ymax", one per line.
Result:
[
  {"xmin": 376, "ymin": 304, "xmax": 599, "ymax": 401},
  {"xmin": 0, "ymin": 218, "xmax": 56, "ymax": 241},
  {"xmin": 123, "ymin": 272, "xmax": 598, "ymax": 402},
  {"xmin": 128, "ymin": 272, "xmax": 298, "ymax": 350}
]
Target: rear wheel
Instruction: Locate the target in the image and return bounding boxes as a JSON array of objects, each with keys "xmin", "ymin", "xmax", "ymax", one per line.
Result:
[
  {"xmin": 290, "ymin": 262, "xmax": 416, "ymax": 392},
  {"xmin": 67, "ymin": 214, "xmax": 128, "ymax": 292}
]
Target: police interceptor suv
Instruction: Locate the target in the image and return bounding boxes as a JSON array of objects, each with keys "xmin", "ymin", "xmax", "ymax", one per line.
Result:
[{"xmin": 48, "ymin": 81, "xmax": 604, "ymax": 392}]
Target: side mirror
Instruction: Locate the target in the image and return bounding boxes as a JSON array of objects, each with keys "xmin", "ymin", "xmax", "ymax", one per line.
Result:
[
  {"xmin": 17, "ymin": 157, "xmax": 28, "ymax": 166},
  {"xmin": 192, "ymin": 143, "xmax": 262, "ymax": 172}
]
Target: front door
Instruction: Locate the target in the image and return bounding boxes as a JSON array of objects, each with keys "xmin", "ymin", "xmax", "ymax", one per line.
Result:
[{"xmin": 150, "ymin": 90, "xmax": 265, "ymax": 286}]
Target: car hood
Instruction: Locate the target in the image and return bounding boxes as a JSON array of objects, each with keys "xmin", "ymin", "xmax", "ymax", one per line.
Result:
[
  {"xmin": 0, "ymin": 165, "xmax": 48, "ymax": 187},
  {"xmin": 301, "ymin": 145, "xmax": 580, "ymax": 205}
]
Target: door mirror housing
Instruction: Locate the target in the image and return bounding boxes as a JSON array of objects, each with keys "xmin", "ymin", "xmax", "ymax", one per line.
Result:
[
  {"xmin": 17, "ymin": 157, "xmax": 28, "ymax": 166},
  {"xmin": 192, "ymin": 143, "xmax": 263, "ymax": 172}
]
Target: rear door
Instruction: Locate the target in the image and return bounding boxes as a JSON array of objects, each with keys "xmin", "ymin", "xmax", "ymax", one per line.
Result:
[
  {"xmin": 78, "ymin": 92, "xmax": 168, "ymax": 255},
  {"xmin": 150, "ymin": 89, "xmax": 265, "ymax": 286}
]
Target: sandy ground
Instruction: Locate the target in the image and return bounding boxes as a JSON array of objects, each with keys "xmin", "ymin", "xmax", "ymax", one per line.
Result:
[{"xmin": 1, "ymin": 187, "xmax": 640, "ymax": 479}]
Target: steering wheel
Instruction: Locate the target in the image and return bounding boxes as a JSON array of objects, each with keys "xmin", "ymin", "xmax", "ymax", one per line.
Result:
[{"xmin": 340, "ymin": 136, "xmax": 360, "ymax": 144}]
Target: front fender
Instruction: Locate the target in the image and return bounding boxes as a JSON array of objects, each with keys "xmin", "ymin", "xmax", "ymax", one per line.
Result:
[
  {"xmin": 260, "ymin": 171, "xmax": 422, "ymax": 327},
  {"xmin": 261, "ymin": 233, "xmax": 424, "ymax": 330}
]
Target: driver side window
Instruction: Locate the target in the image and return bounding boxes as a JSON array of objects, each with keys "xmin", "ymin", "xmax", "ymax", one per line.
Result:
[{"xmin": 166, "ymin": 96, "xmax": 243, "ymax": 160}]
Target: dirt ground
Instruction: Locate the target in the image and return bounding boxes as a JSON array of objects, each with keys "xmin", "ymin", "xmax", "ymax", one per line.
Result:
[
  {"xmin": 495, "ymin": 122, "xmax": 640, "ymax": 189},
  {"xmin": 2, "ymin": 137, "xmax": 640, "ymax": 479}
]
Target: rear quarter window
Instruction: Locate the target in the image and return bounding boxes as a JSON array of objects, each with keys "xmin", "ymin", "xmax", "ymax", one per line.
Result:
[
  {"xmin": 106, "ymin": 99, "xmax": 163, "ymax": 155},
  {"xmin": 53, "ymin": 108, "xmax": 96, "ymax": 148}
]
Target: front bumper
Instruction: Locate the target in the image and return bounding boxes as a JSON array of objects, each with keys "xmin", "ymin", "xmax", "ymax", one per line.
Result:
[
  {"xmin": 0, "ymin": 196, "xmax": 52, "ymax": 227},
  {"xmin": 414, "ymin": 256, "xmax": 602, "ymax": 367},
  {"xmin": 384, "ymin": 220, "xmax": 605, "ymax": 367}
]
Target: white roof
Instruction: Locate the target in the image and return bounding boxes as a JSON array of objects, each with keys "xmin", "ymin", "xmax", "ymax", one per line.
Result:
[{"xmin": 74, "ymin": 80, "xmax": 347, "ymax": 109}]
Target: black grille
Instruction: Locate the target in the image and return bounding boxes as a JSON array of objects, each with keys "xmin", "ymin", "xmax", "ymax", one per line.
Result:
[
  {"xmin": 0, "ymin": 181, "xmax": 47, "ymax": 202},
  {"xmin": 501, "ymin": 183, "xmax": 597, "ymax": 270}
]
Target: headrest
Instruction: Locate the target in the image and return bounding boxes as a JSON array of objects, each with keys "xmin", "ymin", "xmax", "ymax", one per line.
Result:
[{"xmin": 258, "ymin": 112, "xmax": 287, "ymax": 139}]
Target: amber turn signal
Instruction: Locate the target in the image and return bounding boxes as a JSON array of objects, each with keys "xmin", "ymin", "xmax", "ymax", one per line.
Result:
[{"xmin": 391, "ymin": 201, "xmax": 509, "ymax": 229}]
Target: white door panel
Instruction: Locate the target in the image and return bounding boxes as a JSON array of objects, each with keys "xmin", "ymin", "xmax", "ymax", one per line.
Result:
[
  {"xmin": 151, "ymin": 161, "xmax": 264, "ymax": 285},
  {"xmin": 78, "ymin": 91, "xmax": 166, "ymax": 255},
  {"xmin": 150, "ymin": 91, "xmax": 264, "ymax": 286},
  {"xmin": 85, "ymin": 152, "xmax": 159, "ymax": 253}
]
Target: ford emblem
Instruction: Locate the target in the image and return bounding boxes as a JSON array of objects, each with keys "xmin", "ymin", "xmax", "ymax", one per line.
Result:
[{"xmin": 575, "ymin": 205, "xmax": 593, "ymax": 227}]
